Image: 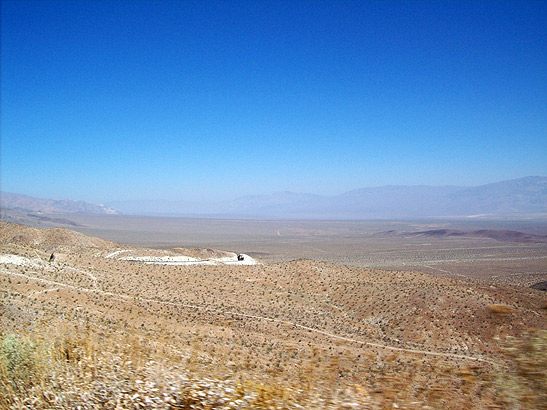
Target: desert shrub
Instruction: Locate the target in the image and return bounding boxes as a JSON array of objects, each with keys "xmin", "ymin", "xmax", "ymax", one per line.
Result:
[
  {"xmin": 487, "ymin": 304, "xmax": 516, "ymax": 316},
  {"xmin": 0, "ymin": 333, "xmax": 44, "ymax": 393}
]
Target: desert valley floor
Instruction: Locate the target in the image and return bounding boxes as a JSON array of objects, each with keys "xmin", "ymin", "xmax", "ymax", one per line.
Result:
[{"xmin": 1, "ymin": 217, "xmax": 546, "ymax": 409}]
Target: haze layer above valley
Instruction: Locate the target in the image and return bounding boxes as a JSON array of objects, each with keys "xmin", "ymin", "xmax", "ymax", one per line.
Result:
[{"xmin": 3, "ymin": 176, "xmax": 546, "ymax": 219}]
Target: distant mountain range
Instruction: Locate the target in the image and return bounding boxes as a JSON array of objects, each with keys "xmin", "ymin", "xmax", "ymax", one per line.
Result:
[
  {"xmin": 213, "ymin": 176, "xmax": 547, "ymax": 219},
  {"xmin": 0, "ymin": 192, "xmax": 120, "ymax": 215},
  {"xmin": 2, "ymin": 176, "xmax": 546, "ymax": 219}
]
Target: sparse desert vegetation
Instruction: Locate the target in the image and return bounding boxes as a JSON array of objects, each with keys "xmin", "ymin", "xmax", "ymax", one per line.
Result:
[
  {"xmin": 1, "ymin": 221, "xmax": 546, "ymax": 409},
  {"xmin": 29, "ymin": 214, "xmax": 547, "ymax": 287}
]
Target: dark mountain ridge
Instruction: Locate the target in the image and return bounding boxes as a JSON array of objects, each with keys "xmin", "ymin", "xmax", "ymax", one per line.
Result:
[{"xmin": 406, "ymin": 229, "xmax": 547, "ymax": 243}]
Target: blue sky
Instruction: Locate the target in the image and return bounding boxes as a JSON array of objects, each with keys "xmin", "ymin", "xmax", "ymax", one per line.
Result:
[{"xmin": 2, "ymin": 0, "xmax": 546, "ymax": 203}]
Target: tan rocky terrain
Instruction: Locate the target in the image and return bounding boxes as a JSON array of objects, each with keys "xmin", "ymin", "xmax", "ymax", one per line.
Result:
[{"xmin": 1, "ymin": 222, "xmax": 546, "ymax": 409}]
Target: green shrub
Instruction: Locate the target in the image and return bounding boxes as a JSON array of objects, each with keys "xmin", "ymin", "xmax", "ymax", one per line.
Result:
[{"xmin": 0, "ymin": 333, "xmax": 43, "ymax": 393}]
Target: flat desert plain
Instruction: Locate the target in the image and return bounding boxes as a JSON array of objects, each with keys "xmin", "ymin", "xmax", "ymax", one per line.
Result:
[
  {"xmin": 37, "ymin": 214, "xmax": 547, "ymax": 287},
  {"xmin": 1, "ymin": 216, "xmax": 546, "ymax": 409}
]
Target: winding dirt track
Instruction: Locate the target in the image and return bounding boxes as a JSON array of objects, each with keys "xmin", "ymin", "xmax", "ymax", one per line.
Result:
[{"xmin": 1, "ymin": 265, "xmax": 496, "ymax": 365}]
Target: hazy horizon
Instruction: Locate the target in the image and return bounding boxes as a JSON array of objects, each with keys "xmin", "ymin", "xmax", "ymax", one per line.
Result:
[
  {"xmin": 2, "ymin": 175, "xmax": 545, "ymax": 219},
  {"xmin": 5, "ymin": 174, "xmax": 545, "ymax": 204},
  {"xmin": 2, "ymin": 1, "xmax": 546, "ymax": 204}
]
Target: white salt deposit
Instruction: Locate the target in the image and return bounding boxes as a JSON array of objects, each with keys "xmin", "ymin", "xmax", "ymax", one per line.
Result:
[
  {"xmin": 105, "ymin": 250, "xmax": 130, "ymax": 258},
  {"xmin": 117, "ymin": 253, "xmax": 258, "ymax": 266},
  {"xmin": 1, "ymin": 254, "xmax": 43, "ymax": 268},
  {"xmin": 120, "ymin": 255, "xmax": 199, "ymax": 263},
  {"xmin": 212, "ymin": 254, "xmax": 257, "ymax": 265}
]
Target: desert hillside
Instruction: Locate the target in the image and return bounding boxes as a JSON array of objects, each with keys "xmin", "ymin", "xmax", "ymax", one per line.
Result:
[
  {"xmin": 0, "ymin": 222, "xmax": 120, "ymax": 249},
  {"xmin": 1, "ymin": 222, "xmax": 545, "ymax": 409}
]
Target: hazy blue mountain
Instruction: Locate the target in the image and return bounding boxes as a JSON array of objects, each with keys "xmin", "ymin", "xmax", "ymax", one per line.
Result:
[
  {"xmin": 4, "ymin": 176, "xmax": 546, "ymax": 219},
  {"xmin": 332, "ymin": 185, "xmax": 463, "ymax": 218},
  {"xmin": 0, "ymin": 192, "xmax": 120, "ymax": 215},
  {"xmin": 216, "ymin": 176, "xmax": 547, "ymax": 219},
  {"xmin": 445, "ymin": 176, "xmax": 547, "ymax": 215}
]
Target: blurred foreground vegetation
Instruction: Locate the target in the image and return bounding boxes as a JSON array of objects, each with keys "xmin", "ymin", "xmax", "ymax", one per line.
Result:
[{"xmin": 1, "ymin": 323, "xmax": 545, "ymax": 409}]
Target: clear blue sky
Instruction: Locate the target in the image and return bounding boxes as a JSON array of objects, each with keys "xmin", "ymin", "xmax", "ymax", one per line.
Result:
[{"xmin": 2, "ymin": 0, "xmax": 546, "ymax": 203}]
